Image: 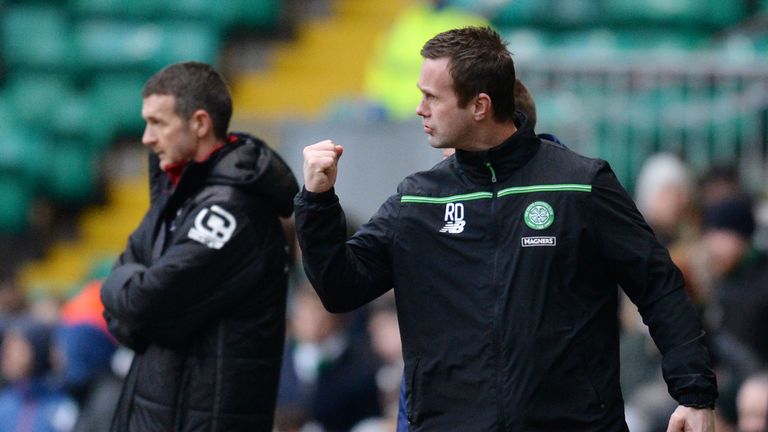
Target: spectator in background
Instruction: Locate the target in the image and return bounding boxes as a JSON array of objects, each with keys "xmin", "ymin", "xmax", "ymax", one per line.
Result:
[
  {"xmin": 99, "ymin": 61, "xmax": 299, "ymax": 431},
  {"xmin": 696, "ymin": 195, "xmax": 767, "ymax": 426},
  {"xmin": 634, "ymin": 153, "xmax": 696, "ymax": 247},
  {"xmin": 275, "ymin": 284, "xmax": 380, "ymax": 432},
  {"xmin": 736, "ymin": 372, "xmax": 768, "ymax": 432},
  {"xmin": 701, "ymin": 195, "xmax": 766, "ymax": 360},
  {"xmin": 351, "ymin": 293, "xmax": 402, "ymax": 432},
  {"xmin": 49, "ymin": 281, "xmax": 120, "ymax": 432},
  {"xmin": 698, "ymin": 164, "xmax": 744, "ymax": 209},
  {"xmin": 0, "ymin": 317, "xmax": 78, "ymax": 432}
]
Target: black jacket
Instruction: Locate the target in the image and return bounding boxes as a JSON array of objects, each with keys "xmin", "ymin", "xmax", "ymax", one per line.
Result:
[
  {"xmin": 101, "ymin": 133, "xmax": 298, "ymax": 432},
  {"xmin": 294, "ymin": 117, "xmax": 717, "ymax": 431}
]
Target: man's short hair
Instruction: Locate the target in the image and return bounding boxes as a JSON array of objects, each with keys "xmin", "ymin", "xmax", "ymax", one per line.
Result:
[
  {"xmin": 143, "ymin": 61, "xmax": 232, "ymax": 140},
  {"xmin": 421, "ymin": 26, "xmax": 516, "ymax": 123}
]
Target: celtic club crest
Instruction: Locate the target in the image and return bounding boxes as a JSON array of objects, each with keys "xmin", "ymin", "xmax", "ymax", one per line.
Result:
[{"xmin": 524, "ymin": 201, "xmax": 554, "ymax": 230}]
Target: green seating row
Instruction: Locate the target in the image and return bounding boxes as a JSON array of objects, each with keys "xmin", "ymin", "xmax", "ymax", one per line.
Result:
[
  {"xmin": 67, "ymin": 0, "xmax": 282, "ymax": 31},
  {"xmin": 0, "ymin": 128, "xmax": 99, "ymax": 233},
  {"xmin": 3, "ymin": 72, "xmax": 146, "ymax": 151},
  {"xmin": 2, "ymin": 5, "xmax": 222, "ymax": 76},
  {"xmin": 0, "ymin": 70, "xmax": 147, "ymax": 233},
  {"xmin": 491, "ymin": 0, "xmax": 746, "ymax": 30}
]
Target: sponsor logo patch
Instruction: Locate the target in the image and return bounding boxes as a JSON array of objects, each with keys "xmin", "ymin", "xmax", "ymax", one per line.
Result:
[
  {"xmin": 521, "ymin": 236, "xmax": 557, "ymax": 247},
  {"xmin": 188, "ymin": 205, "xmax": 237, "ymax": 249}
]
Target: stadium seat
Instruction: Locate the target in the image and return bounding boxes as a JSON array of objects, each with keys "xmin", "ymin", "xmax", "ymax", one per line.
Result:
[
  {"xmin": 69, "ymin": 0, "xmax": 282, "ymax": 32},
  {"xmin": 219, "ymin": 0, "xmax": 283, "ymax": 32},
  {"xmin": 74, "ymin": 20, "xmax": 220, "ymax": 74},
  {"xmin": 701, "ymin": 0, "xmax": 746, "ymax": 29},
  {"xmin": 0, "ymin": 124, "xmax": 51, "ymax": 188},
  {"xmin": 87, "ymin": 73, "xmax": 147, "ymax": 141},
  {"xmin": 491, "ymin": 0, "xmax": 545, "ymax": 27},
  {"xmin": 603, "ymin": 0, "xmax": 704, "ymax": 27},
  {"xmin": 1, "ymin": 5, "xmax": 76, "ymax": 73},
  {"xmin": 0, "ymin": 173, "xmax": 32, "ymax": 234},
  {"xmin": 493, "ymin": 0, "xmax": 604, "ymax": 29},
  {"xmin": 68, "ymin": 0, "xmax": 154, "ymax": 19},
  {"xmin": 50, "ymin": 93, "xmax": 113, "ymax": 152},
  {"xmin": 5, "ymin": 74, "xmax": 76, "ymax": 128},
  {"xmin": 46, "ymin": 140, "xmax": 97, "ymax": 204},
  {"xmin": 500, "ymin": 28, "xmax": 553, "ymax": 62},
  {"xmin": 150, "ymin": 21, "xmax": 220, "ymax": 70}
]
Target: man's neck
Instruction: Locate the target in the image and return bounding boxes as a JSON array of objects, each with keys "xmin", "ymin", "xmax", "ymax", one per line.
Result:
[
  {"xmin": 193, "ymin": 137, "xmax": 226, "ymax": 162},
  {"xmin": 465, "ymin": 122, "xmax": 518, "ymax": 152}
]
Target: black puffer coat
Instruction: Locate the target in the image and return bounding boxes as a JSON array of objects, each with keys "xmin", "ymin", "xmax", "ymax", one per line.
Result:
[{"xmin": 102, "ymin": 132, "xmax": 298, "ymax": 431}]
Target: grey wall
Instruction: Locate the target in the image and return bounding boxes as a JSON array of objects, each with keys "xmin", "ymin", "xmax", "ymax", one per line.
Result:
[{"xmin": 278, "ymin": 119, "xmax": 444, "ymax": 226}]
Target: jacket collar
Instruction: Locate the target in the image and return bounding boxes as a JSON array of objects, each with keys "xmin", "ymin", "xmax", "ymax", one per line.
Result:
[{"xmin": 454, "ymin": 112, "xmax": 540, "ymax": 185}]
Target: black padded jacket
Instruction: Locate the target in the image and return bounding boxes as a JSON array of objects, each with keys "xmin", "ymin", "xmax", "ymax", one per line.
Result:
[
  {"xmin": 294, "ymin": 116, "xmax": 717, "ymax": 431},
  {"xmin": 102, "ymin": 132, "xmax": 298, "ymax": 432}
]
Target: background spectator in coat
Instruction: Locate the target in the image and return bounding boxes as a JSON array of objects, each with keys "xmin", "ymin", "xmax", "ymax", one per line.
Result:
[{"xmin": 0, "ymin": 317, "xmax": 78, "ymax": 432}]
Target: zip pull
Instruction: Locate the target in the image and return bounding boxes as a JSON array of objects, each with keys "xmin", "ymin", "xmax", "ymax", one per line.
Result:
[{"xmin": 485, "ymin": 161, "xmax": 497, "ymax": 183}]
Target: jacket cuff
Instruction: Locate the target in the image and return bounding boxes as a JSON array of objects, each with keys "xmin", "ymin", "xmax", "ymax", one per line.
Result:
[
  {"xmin": 677, "ymin": 393, "xmax": 716, "ymax": 409},
  {"xmin": 300, "ymin": 186, "xmax": 337, "ymax": 203}
]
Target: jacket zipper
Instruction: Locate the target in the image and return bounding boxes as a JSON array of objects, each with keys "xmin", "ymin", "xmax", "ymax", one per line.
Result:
[
  {"xmin": 487, "ymin": 170, "xmax": 504, "ymax": 430},
  {"xmin": 485, "ymin": 161, "xmax": 497, "ymax": 183}
]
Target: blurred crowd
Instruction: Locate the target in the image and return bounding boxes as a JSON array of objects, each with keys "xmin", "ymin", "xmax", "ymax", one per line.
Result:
[
  {"xmin": 0, "ymin": 153, "xmax": 765, "ymax": 432},
  {"xmin": 622, "ymin": 154, "xmax": 768, "ymax": 432}
]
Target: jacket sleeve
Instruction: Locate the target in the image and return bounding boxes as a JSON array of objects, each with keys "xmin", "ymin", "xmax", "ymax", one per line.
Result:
[
  {"xmin": 101, "ymin": 198, "xmax": 281, "ymax": 345},
  {"xmin": 101, "ymin": 211, "xmax": 154, "ymax": 349},
  {"xmin": 294, "ymin": 187, "xmax": 396, "ymax": 313},
  {"xmin": 590, "ymin": 161, "xmax": 717, "ymax": 408}
]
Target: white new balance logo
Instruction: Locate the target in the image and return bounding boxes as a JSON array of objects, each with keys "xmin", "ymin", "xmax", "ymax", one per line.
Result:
[{"xmin": 440, "ymin": 202, "xmax": 465, "ymax": 234}]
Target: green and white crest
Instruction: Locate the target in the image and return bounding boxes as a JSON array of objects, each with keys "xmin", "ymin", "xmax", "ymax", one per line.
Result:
[{"xmin": 524, "ymin": 201, "xmax": 554, "ymax": 230}]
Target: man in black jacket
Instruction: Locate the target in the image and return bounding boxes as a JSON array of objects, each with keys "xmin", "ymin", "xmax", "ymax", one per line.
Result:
[
  {"xmin": 295, "ymin": 27, "xmax": 717, "ymax": 431},
  {"xmin": 100, "ymin": 61, "xmax": 298, "ymax": 431}
]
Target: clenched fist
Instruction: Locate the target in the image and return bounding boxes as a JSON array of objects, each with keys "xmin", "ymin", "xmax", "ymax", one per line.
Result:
[{"xmin": 303, "ymin": 140, "xmax": 344, "ymax": 193}]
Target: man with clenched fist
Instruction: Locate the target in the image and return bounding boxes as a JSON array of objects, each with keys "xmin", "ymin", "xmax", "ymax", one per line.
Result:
[{"xmin": 294, "ymin": 26, "xmax": 717, "ymax": 432}]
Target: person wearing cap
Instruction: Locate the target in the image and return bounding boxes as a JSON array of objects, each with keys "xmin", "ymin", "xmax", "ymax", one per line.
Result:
[{"xmin": 702, "ymin": 195, "xmax": 768, "ymax": 363}]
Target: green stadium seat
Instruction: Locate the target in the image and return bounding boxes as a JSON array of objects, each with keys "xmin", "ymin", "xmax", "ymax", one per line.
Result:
[
  {"xmin": 5, "ymin": 74, "xmax": 76, "ymax": 127},
  {"xmin": 150, "ymin": 21, "xmax": 220, "ymax": 70},
  {"xmin": 74, "ymin": 20, "xmax": 165, "ymax": 73},
  {"xmin": 493, "ymin": 0, "xmax": 604, "ymax": 29},
  {"xmin": 1, "ymin": 5, "xmax": 76, "ymax": 72},
  {"xmin": 701, "ymin": 0, "xmax": 746, "ymax": 29},
  {"xmin": 50, "ymin": 93, "xmax": 113, "ymax": 152},
  {"xmin": 74, "ymin": 20, "xmax": 220, "ymax": 74},
  {"xmin": 69, "ymin": 0, "xmax": 281, "ymax": 32},
  {"xmin": 46, "ymin": 140, "xmax": 97, "ymax": 204},
  {"xmin": 603, "ymin": 0, "xmax": 704, "ymax": 27},
  {"xmin": 501, "ymin": 28, "xmax": 554, "ymax": 61},
  {"xmin": 492, "ymin": 0, "xmax": 545, "ymax": 27},
  {"xmin": 87, "ymin": 73, "xmax": 148, "ymax": 140},
  {"xmin": 0, "ymin": 173, "xmax": 33, "ymax": 234},
  {"xmin": 68, "ymin": 0, "xmax": 154, "ymax": 19},
  {"xmin": 219, "ymin": 0, "xmax": 282, "ymax": 32},
  {"xmin": 0, "ymin": 124, "xmax": 51, "ymax": 190}
]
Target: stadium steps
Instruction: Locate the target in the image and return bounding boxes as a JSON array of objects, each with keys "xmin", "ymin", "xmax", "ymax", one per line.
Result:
[
  {"xmin": 231, "ymin": 0, "xmax": 412, "ymax": 120},
  {"xmin": 18, "ymin": 176, "xmax": 148, "ymax": 297}
]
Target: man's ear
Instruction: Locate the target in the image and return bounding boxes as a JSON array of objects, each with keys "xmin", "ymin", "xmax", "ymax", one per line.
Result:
[
  {"xmin": 190, "ymin": 109, "xmax": 212, "ymax": 138},
  {"xmin": 473, "ymin": 93, "xmax": 492, "ymax": 120}
]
